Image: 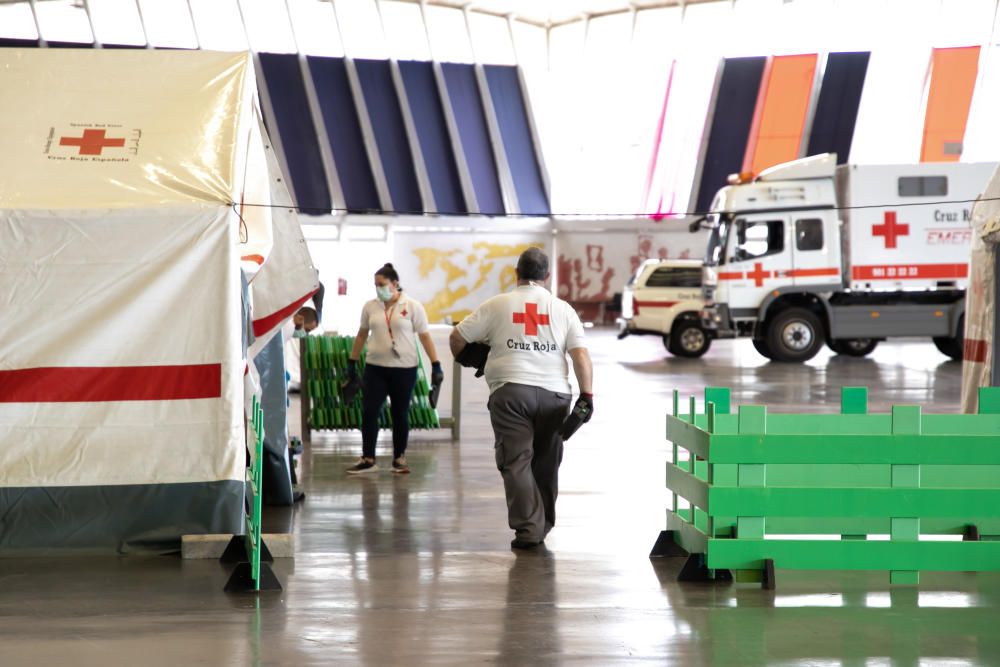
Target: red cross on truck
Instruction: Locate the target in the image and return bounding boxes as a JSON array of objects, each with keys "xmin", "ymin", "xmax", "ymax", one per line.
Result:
[{"xmin": 872, "ymin": 211, "xmax": 909, "ymax": 249}]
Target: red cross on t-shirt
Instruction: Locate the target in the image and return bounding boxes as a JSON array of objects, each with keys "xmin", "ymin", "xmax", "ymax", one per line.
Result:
[
  {"xmin": 746, "ymin": 262, "xmax": 772, "ymax": 287},
  {"xmin": 873, "ymin": 211, "xmax": 909, "ymax": 249},
  {"xmin": 512, "ymin": 302, "xmax": 550, "ymax": 336},
  {"xmin": 59, "ymin": 129, "xmax": 125, "ymax": 156}
]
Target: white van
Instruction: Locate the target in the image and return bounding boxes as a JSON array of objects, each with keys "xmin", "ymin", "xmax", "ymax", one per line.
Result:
[{"xmin": 617, "ymin": 259, "xmax": 711, "ymax": 357}]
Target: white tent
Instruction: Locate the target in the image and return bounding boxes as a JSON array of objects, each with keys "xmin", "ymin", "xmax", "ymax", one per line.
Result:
[
  {"xmin": 0, "ymin": 49, "xmax": 316, "ymax": 550},
  {"xmin": 961, "ymin": 165, "xmax": 1000, "ymax": 413}
]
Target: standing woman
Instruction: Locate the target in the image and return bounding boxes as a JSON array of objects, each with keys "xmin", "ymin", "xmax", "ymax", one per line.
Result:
[{"xmin": 345, "ymin": 263, "xmax": 444, "ymax": 474}]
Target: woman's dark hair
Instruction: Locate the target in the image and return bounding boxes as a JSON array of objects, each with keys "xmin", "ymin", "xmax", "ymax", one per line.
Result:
[{"xmin": 375, "ymin": 263, "xmax": 401, "ymax": 286}]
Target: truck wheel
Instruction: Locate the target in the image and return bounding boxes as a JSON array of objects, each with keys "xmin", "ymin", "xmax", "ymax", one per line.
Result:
[
  {"xmin": 767, "ymin": 308, "xmax": 824, "ymax": 362},
  {"xmin": 933, "ymin": 315, "xmax": 964, "ymax": 361},
  {"xmin": 828, "ymin": 338, "xmax": 878, "ymax": 357},
  {"xmin": 666, "ymin": 319, "xmax": 712, "ymax": 358},
  {"xmin": 752, "ymin": 338, "xmax": 774, "ymax": 360}
]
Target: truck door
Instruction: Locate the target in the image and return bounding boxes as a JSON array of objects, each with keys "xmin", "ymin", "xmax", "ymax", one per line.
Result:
[
  {"xmin": 722, "ymin": 215, "xmax": 792, "ymax": 317},
  {"xmin": 790, "ymin": 213, "xmax": 842, "ymax": 287}
]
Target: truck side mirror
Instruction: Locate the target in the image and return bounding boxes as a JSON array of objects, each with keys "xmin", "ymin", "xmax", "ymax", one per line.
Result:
[{"xmin": 688, "ymin": 215, "xmax": 707, "ymax": 233}]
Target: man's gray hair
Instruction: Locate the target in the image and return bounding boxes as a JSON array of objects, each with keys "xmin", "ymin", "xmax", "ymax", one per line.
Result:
[{"xmin": 516, "ymin": 247, "xmax": 549, "ymax": 281}]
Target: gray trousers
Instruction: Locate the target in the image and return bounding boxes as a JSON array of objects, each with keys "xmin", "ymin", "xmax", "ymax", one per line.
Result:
[{"xmin": 488, "ymin": 383, "xmax": 572, "ymax": 542}]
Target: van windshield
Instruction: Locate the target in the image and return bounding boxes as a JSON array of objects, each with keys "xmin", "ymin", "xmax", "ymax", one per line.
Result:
[{"xmin": 704, "ymin": 214, "xmax": 732, "ymax": 266}]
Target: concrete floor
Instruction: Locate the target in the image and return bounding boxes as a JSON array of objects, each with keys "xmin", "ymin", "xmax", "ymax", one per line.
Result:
[{"xmin": 2, "ymin": 328, "xmax": 998, "ymax": 666}]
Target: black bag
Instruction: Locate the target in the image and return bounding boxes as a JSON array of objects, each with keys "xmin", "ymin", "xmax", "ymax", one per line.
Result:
[{"xmin": 455, "ymin": 342, "xmax": 490, "ymax": 378}]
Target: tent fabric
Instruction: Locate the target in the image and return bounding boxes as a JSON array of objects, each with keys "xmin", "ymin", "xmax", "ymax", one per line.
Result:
[
  {"xmin": 0, "ymin": 207, "xmax": 243, "ymax": 488},
  {"xmin": 961, "ymin": 165, "xmax": 1000, "ymax": 413},
  {"xmin": 0, "ymin": 49, "xmax": 313, "ymax": 549},
  {"xmin": 0, "ymin": 49, "xmax": 255, "ymax": 209}
]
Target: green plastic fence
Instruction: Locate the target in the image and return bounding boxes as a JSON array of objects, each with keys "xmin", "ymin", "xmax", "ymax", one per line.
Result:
[
  {"xmin": 303, "ymin": 335, "xmax": 440, "ymax": 430},
  {"xmin": 665, "ymin": 386, "xmax": 1000, "ymax": 586},
  {"xmin": 246, "ymin": 395, "xmax": 265, "ymax": 590}
]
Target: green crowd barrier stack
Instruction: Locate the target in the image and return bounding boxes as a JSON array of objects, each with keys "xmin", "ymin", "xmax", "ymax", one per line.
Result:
[
  {"xmin": 301, "ymin": 335, "xmax": 448, "ymax": 435},
  {"xmin": 654, "ymin": 385, "xmax": 1000, "ymax": 589},
  {"xmin": 223, "ymin": 395, "xmax": 281, "ymax": 593}
]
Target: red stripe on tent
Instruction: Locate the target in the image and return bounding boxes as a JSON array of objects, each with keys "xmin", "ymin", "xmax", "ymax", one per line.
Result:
[
  {"xmin": 964, "ymin": 338, "xmax": 988, "ymax": 363},
  {"xmin": 0, "ymin": 364, "xmax": 221, "ymax": 403},
  {"xmin": 252, "ymin": 289, "xmax": 318, "ymax": 338},
  {"xmin": 241, "ymin": 254, "xmax": 266, "ymax": 265},
  {"xmin": 851, "ymin": 263, "xmax": 967, "ymax": 280},
  {"xmin": 783, "ymin": 267, "xmax": 841, "ymax": 278}
]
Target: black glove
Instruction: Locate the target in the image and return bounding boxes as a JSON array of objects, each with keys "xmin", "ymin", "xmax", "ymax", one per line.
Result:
[
  {"xmin": 342, "ymin": 360, "xmax": 362, "ymax": 403},
  {"xmin": 455, "ymin": 342, "xmax": 490, "ymax": 378},
  {"xmin": 429, "ymin": 362, "xmax": 444, "ymax": 409},
  {"xmin": 560, "ymin": 393, "xmax": 593, "ymax": 441}
]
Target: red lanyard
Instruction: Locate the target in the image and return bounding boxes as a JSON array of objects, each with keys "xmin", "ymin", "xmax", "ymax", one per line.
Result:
[{"xmin": 383, "ymin": 303, "xmax": 397, "ymax": 347}]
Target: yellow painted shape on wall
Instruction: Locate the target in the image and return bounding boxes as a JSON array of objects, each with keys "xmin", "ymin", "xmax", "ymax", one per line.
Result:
[
  {"xmin": 413, "ymin": 240, "xmax": 545, "ymax": 322},
  {"xmin": 413, "ymin": 248, "xmax": 459, "ymax": 279}
]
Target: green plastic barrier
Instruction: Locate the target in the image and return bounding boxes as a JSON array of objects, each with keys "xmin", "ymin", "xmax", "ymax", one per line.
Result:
[
  {"xmin": 303, "ymin": 335, "xmax": 441, "ymax": 431},
  {"xmin": 224, "ymin": 395, "xmax": 280, "ymax": 593},
  {"xmin": 663, "ymin": 386, "xmax": 1000, "ymax": 588}
]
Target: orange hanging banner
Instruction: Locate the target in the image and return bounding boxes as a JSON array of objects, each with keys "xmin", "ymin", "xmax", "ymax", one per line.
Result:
[
  {"xmin": 920, "ymin": 46, "xmax": 980, "ymax": 163},
  {"xmin": 742, "ymin": 54, "xmax": 818, "ymax": 176}
]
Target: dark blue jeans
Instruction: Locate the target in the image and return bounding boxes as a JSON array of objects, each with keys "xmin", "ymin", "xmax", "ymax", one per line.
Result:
[{"xmin": 362, "ymin": 364, "xmax": 418, "ymax": 459}]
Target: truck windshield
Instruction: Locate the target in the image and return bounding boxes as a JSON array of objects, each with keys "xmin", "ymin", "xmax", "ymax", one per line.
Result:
[{"xmin": 704, "ymin": 215, "xmax": 731, "ymax": 266}]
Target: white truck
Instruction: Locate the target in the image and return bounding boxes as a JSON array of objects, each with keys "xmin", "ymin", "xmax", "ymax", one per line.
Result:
[
  {"xmin": 699, "ymin": 153, "xmax": 998, "ymax": 362},
  {"xmin": 618, "ymin": 259, "xmax": 711, "ymax": 357}
]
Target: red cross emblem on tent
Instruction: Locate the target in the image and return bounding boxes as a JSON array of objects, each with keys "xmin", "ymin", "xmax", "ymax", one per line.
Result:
[
  {"xmin": 873, "ymin": 211, "xmax": 909, "ymax": 249},
  {"xmin": 746, "ymin": 262, "xmax": 772, "ymax": 287},
  {"xmin": 59, "ymin": 129, "xmax": 125, "ymax": 156},
  {"xmin": 512, "ymin": 302, "xmax": 550, "ymax": 336}
]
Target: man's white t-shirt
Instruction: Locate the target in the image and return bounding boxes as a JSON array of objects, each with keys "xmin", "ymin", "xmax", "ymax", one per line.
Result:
[
  {"xmin": 360, "ymin": 294, "xmax": 429, "ymax": 368},
  {"xmin": 456, "ymin": 284, "xmax": 585, "ymax": 394}
]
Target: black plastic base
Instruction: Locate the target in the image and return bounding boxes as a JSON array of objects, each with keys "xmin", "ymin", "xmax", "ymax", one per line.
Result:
[
  {"xmin": 224, "ymin": 561, "xmax": 282, "ymax": 593},
  {"xmin": 677, "ymin": 553, "xmax": 734, "ymax": 583},
  {"xmin": 762, "ymin": 558, "xmax": 776, "ymax": 590},
  {"xmin": 650, "ymin": 530, "xmax": 690, "ymax": 557},
  {"xmin": 964, "ymin": 524, "xmax": 981, "ymax": 541},
  {"xmin": 219, "ymin": 535, "xmax": 274, "ymax": 564}
]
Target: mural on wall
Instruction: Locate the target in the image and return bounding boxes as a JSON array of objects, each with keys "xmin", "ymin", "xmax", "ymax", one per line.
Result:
[
  {"xmin": 394, "ymin": 234, "xmax": 548, "ymax": 323},
  {"xmin": 556, "ymin": 229, "xmax": 706, "ymax": 303}
]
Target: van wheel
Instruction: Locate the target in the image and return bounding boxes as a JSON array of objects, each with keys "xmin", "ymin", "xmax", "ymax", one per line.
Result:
[
  {"xmin": 752, "ymin": 338, "xmax": 774, "ymax": 360},
  {"xmin": 666, "ymin": 320, "xmax": 711, "ymax": 358},
  {"xmin": 933, "ymin": 315, "xmax": 964, "ymax": 361},
  {"xmin": 767, "ymin": 308, "xmax": 824, "ymax": 362},
  {"xmin": 828, "ymin": 338, "xmax": 878, "ymax": 357}
]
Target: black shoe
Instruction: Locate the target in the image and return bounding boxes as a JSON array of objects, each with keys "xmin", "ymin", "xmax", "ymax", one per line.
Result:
[
  {"xmin": 292, "ymin": 490, "xmax": 306, "ymax": 503},
  {"xmin": 510, "ymin": 539, "xmax": 544, "ymax": 550},
  {"xmin": 346, "ymin": 457, "xmax": 378, "ymax": 475}
]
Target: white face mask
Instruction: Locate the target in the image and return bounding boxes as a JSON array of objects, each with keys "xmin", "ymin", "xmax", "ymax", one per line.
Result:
[{"xmin": 376, "ymin": 285, "xmax": 393, "ymax": 302}]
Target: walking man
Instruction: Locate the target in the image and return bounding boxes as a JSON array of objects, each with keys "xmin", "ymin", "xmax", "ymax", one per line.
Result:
[{"xmin": 450, "ymin": 248, "xmax": 593, "ymax": 549}]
